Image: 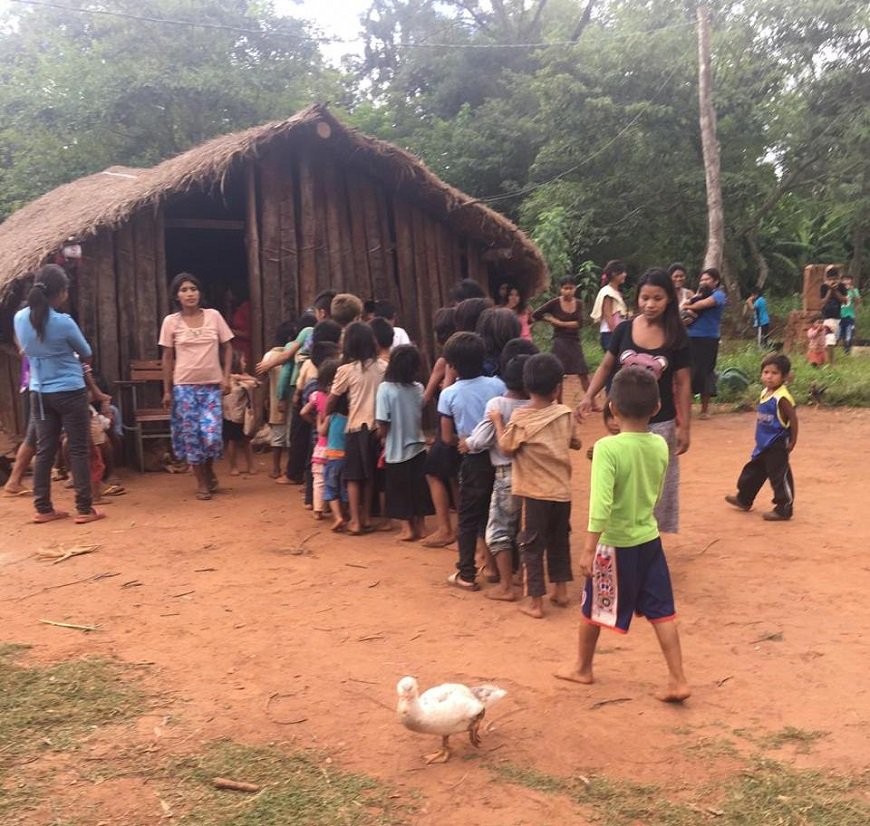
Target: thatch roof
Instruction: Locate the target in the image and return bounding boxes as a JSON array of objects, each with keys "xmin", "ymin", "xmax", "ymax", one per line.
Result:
[{"xmin": 0, "ymin": 103, "xmax": 547, "ymax": 301}]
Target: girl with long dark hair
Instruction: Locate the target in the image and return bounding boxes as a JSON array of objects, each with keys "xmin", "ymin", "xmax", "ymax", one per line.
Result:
[
  {"xmin": 13, "ymin": 264, "xmax": 103, "ymax": 523},
  {"xmin": 578, "ymin": 268, "xmax": 691, "ymax": 533}
]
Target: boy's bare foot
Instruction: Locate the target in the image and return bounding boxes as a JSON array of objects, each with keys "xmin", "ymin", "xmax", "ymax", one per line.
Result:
[
  {"xmin": 304, "ymin": 503, "xmax": 313, "ymax": 510},
  {"xmin": 549, "ymin": 595, "xmax": 571, "ymax": 607},
  {"xmin": 554, "ymin": 665, "xmax": 594, "ymax": 685},
  {"xmin": 397, "ymin": 531, "xmax": 418, "ymax": 542},
  {"xmin": 331, "ymin": 519, "xmax": 347, "ymax": 532},
  {"xmin": 314, "ymin": 511, "xmax": 324, "ymax": 521},
  {"xmin": 655, "ymin": 682, "xmax": 691, "ymax": 703},
  {"xmin": 269, "ymin": 471, "xmax": 281, "ymax": 479},
  {"xmin": 229, "ymin": 468, "xmax": 240, "ymax": 476},
  {"xmin": 246, "ymin": 468, "xmax": 258, "ymax": 476},
  {"xmin": 518, "ymin": 600, "xmax": 544, "ymax": 619},
  {"xmin": 485, "ymin": 588, "xmax": 516, "ymax": 602}
]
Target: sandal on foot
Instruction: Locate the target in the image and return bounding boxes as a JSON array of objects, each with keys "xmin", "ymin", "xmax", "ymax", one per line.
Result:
[
  {"xmin": 447, "ymin": 572, "xmax": 479, "ymax": 592},
  {"xmin": 102, "ymin": 484, "xmax": 126, "ymax": 497},
  {"xmin": 74, "ymin": 509, "xmax": 105, "ymax": 524},
  {"xmin": 4, "ymin": 487, "xmax": 31, "ymax": 497},
  {"xmin": 33, "ymin": 510, "xmax": 69, "ymax": 524}
]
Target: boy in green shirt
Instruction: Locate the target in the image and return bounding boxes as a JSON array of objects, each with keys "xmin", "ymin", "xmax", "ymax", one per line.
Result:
[{"xmin": 556, "ymin": 366, "xmax": 690, "ymax": 702}]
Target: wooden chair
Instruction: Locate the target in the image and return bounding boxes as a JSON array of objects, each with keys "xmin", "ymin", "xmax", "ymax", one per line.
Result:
[{"xmin": 116, "ymin": 360, "xmax": 171, "ymax": 472}]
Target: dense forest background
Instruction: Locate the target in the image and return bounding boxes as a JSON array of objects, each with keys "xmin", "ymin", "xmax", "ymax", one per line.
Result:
[{"xmin": 0, "ymin": 0, "xmax": 867, "ymax": 298}]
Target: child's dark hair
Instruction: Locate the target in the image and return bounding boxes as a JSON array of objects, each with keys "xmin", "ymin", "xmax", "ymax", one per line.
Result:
[
  {"xmin": 169, "ymin": 271, "xmax": 201, "ymax": 310},
  {"xmin": 363, "ymin": 298, "xmax": 377, "ymax": 317},
  {"xmin": 667, "ymin": 262, "xmax": 686, "ymax": 277},
  {"xmin": 341, "ymin": 320, "xmax": 378, "ymax": 364},
  {"xmin": 450, "ymin": 278, "xmax": 486, "ymax": 303},
  {"xmin": 311, "ymin": 319, "xmax": 342, "ymax": 345},
  {"xmin": 26, "ymin": 264, "xmax": 69, "ymax": 341},
  {"xmin": 559, "ymin": 275, "xmax": 578, "ymax": 289},
  {"xmin": 369, "ymin": 316, "xmax": 394, "ymax": 350},
  {"xmin": 331, "ymin": 293, "xmax": 364, "ymax": 326},
  {"xmin": 602, "ymin": 260, "xmax": 627, "ymax": 283},
  {"xmin": 609, "ymin": 366, "xmax": 660, "ymax": 419},
  {"xmin": 507, "ymin": 285, "xmax": 526, "ymax": 311},
  {"xmin": 635, "ymin": 267, "xmax": 688, "ymax": 351},
  {"xmin": 274, "ymin": 320, "xmax": 297, "ymax": 347},
  {"xmin": 385, "ymin": 345, "xmax": 421, "ymax": 385},
  {"xmin": 443, "ymin": 331, "xmax": 485, "ymax": 380},
  {"xmin": 311, "ymin": 340, "xmax": 340, "ymax": 368},
  {"xmin": 502, "ymin": 354, "xmax": 532, "ymax": 393},
  {"xmin": 523, "ymin": 353, "xmax": 563, "ymax": 397},
  {"xmin": 454, "ymin": 297, "xmax": 493, "ymax": 332},
  {"xmin": 297, "ymin": 310, "xmax": 317, "ymax": 331},
  {"xmin": 433, "ymin": 307, "xmax": 457, "ymax": 346},
  {"xmin": 701, "ymin": 267, "xmax": 722, "ymax": 286},
  {"xmin": 499, "ymin": 337, "xmax": 538, "ymax": 377},
  {"xmin": 761, "ymin": 353, "xmax": 791, "ymax": 376},
  {"xmin": 313, "ymin": 289, "xmax": 336, "ymax": 316},
  {"xmin": 318, "ymin": 357, "xmax": 340, "ymax": 392},
  {"xmin": 749, "ymin": 285, "xmax": 764, "ymax": 297},
  {"xmin": 475, "ymin": 307, "xmax": 521, "ymax": 370},
  {"xmin": 373, "ymin": 299, "xmax": 396, "ymax": 320},
  {"xmin": 825, "ymin": 266, "xmax": 839, "ymax": 279}
]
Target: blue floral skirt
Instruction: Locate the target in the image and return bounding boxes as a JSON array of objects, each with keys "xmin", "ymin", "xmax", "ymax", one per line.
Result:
[{"xmin": 171, "ymin": 384, "xmax": 223, "ymax": 465}]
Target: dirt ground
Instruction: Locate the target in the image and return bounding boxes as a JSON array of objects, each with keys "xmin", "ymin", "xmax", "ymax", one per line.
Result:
[{"xmin": 1, "ymin": 407, "xmax": 869, "ymax": 824}]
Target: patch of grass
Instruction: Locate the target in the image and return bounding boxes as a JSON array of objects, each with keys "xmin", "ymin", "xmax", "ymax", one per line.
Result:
[
  {"xmin": 720, "ymin": 758, "xmax": 869, "ymax": 825},
  {"xmin": 168, "ymin": 740, "xmax": 409, "ymax": 825},
  {"xmin": 717, "ymin": 340, "xmax": 870, "ymax": 407},
  {"xmin": 493, "ymin": 757, "xmax": 870, "ymax": 826},
  {"xmin": 761, "ymin": 726, "xmax": 828, "ymax": 751},
  {"xmin": 685, "ymin": 736, "xmax": 741, "ymax": 759},
  {"xmin": 0, "ymin": 647, "xmax": 145, "ymax": 818}
]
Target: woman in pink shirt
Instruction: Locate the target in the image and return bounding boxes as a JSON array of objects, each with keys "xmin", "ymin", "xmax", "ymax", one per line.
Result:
[{"xmin": 159, "ymin": 273, "xmax": 234, "ymax": 500}]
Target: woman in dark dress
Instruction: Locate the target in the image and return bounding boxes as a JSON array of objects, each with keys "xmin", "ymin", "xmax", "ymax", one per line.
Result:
[{"xmin": 531, "ymin": 276, "xmax": 590, "ymax": 391}]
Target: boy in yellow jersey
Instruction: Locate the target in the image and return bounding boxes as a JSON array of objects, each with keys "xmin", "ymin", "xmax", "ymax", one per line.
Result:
[
  {"xmin": 556, "ymin": 367, "xmax": 690, "ymax": 702},
  {"xmin": 726, "ymin": 354, "xmax": 797, "ymax": 521}
]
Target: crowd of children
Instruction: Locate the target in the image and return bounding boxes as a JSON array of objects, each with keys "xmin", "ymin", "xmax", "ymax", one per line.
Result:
[{"xmin": 11, "ymin": 262, "xmax": 840, "ymax": 705}]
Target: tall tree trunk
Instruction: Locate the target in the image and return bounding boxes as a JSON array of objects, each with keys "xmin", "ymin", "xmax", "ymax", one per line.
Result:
[
  {"xmin": 697, "ymin": 4, "xmax": 728, "ymax": 283},
  {"xmin": 746, "ymin": 229, "xmax": 769, "ymax": 288}
]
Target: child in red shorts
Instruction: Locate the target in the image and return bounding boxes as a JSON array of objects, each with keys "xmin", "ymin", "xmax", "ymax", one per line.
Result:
[{"xmin": 556, "ymin": 366, "xmax": 690, "ymax": 702}]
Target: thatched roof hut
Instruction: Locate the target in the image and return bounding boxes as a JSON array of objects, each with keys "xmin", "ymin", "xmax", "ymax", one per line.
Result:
[{"xmin": 0, "ymin": 103, "xmax": 547, "ymax": 436}]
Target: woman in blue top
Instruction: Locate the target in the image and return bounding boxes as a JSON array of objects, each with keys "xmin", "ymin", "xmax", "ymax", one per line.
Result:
[
  {"xmin": 686, "ymin": 267, "xmax": 727, "ymax": 419},
  {"xmin": 13, "ymin": 265, "xmax": 102, "ymax": 524}
]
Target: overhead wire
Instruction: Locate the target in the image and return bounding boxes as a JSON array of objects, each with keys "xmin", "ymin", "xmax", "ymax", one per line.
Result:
[{"xmin": 7, "ymin": 0, "xmax": 696, "ymax": 50}]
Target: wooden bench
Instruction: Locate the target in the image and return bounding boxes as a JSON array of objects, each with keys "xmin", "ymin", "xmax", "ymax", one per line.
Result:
[{"xmin": 116, "ymin": 360, "xmax": 171, "ymax": 472}]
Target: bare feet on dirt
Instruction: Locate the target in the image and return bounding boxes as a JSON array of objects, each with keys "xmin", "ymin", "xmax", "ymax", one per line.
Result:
[{"xmin": 554, "ymin": 666, "xmax": 594, "ymax": 685}]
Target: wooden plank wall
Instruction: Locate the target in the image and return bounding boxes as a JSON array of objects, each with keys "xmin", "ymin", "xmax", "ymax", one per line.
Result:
[{"xmin": 0, "ymin": 344, "xmax": 23, "ymax": 437}]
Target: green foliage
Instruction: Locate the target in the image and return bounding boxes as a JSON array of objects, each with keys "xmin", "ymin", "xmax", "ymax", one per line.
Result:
[{"xmin": 0, "ymin": 0, "xmax": 341, "ymax": 218}]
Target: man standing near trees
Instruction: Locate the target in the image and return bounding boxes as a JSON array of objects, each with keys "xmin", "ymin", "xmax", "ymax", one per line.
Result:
[{"xmin": 820, "ymin": 267, "xmax": 847, "ymax": 365}]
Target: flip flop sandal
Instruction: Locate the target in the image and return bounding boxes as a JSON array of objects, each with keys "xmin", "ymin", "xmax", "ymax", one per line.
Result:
[
  {"xmin": 74, "ymin": 509, "xmax": 105, "ymax": 524},
  {"xmin": 447, "ymin": 572, "xmax": 480, "ymax": 592},
  {"xmin": 102, "ymin": 484, "xmax": 127, "ymax": 497},
  {"xmin": 33, "ymin": 510, "xmax": 69, "ymax": 523},
  {"xmin": 4, "ymin": 488, "xmax": 31, "ymax": 497}
]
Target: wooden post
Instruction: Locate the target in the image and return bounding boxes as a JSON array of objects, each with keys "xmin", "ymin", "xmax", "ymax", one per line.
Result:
[
  {"xmin": 322, "ymin": 159, "xmax": 345, "ymax": 290},
  {"xmin": 114, "ymin": 223, "xmax": 137, "ymax": 369},
  {"xmin": 424, "ymin": 218, "xmax": 443, "ymax": 308},
  {"xmin": 298, "ymin": 149, "xmax": 317, "ymax": 309},
  {"xmin": 278, "ymin": 157, "xmax": 300, "ymax": 320},
  {"xmin": 132, "ymin": 212, "xmax": 159, "ymax": 359},
  {"xmin": 362, "ymin": 178, "xmax": 388, "ymax": 301},
  {"xmin": 313, "ymin": 168, "xmax": 332, "ymax": 297},
  {"xmin": 155, "ymin": 204, "xmax": 168, "ymax": 318},
  {"xmin": 91, "ymin": 231, "xmax": 120, "ymax": 386},
  {"xmin": 245, "ymin": 163, "xmax": 264, "ymax": 363},
  {"xmin": 374, "ymin": 184, "xmax": 400, "ymax": 309},
  {"xmin": 411, "ymin": 208, "xmax": 435, "ymax": 365},
  {"xmin": 393, "ymin": 195, "xmax": 419, "ymax": 346},
  {"xmin": 335, "ymin": 166, "xmax": 356, "ymax": 289},
  {"xmin": 345, "ymin": 170, "xmax": 372, "ymax": 300},
  {"xmin": 259, "ymin": 157, "xmax": 283, "ymax": 347}
]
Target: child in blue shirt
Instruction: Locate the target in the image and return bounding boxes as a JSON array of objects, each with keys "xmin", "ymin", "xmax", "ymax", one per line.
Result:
[
  {"xmin": 376, "ymin": 345, "xmax": 433, "ymax": 541},
  {"xmin": 318, "ymin": 357, "xmax": 350, "ymax": 532},
  {"xmin": 438, "ymin": 332, "xmax": 505, "ymax": 590},
  {"xmin": 726, "ymin": 354, "xmax": 797, "ymax": 521}
]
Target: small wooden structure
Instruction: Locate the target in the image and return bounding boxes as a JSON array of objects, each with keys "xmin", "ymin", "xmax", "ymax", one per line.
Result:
[
  {"xmin": 0, "ymin": 104, "xmax": 547, "ymax": 436},
  {"xmin": 783, "ymin": 264, "xmax": 842, "ymax": 353}
]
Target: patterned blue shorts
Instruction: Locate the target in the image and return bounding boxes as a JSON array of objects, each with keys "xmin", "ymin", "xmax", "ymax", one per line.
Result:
[{"xmin": 171, "ymin": 384, "xmax": 223, "ymax": 465}]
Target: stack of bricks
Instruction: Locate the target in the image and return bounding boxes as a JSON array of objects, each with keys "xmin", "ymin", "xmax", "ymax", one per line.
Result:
[{"xmin": 785, "ymin": 264, "xmax": 842, "ymax": 353}]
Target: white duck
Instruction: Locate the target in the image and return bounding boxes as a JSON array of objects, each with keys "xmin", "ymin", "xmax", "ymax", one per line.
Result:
[{"xmin": 396, "ymin": 676, "xmax": 507, "ymax": 764}]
